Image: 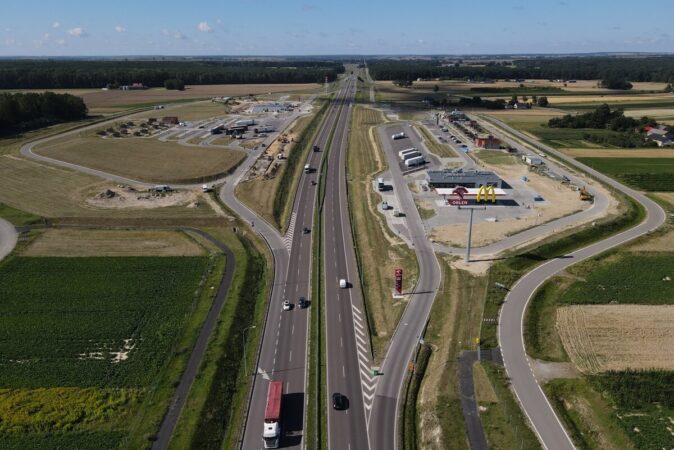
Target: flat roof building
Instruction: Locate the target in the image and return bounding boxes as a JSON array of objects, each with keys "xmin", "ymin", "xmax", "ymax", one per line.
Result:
[{"xmin": 426, "ymin": 169, "xmax": 502, "ymax": 189}]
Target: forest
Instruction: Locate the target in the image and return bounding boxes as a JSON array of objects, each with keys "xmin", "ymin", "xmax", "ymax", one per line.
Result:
[
  {"xmin": 0, "ymin": 92, "xmax": 88, "ymax": 135},
  {"xmin": 367, "ymin": 56, "xmax": 674, "ymax": 83},
  {"xmin": 547, "ymin": 104, "xmax": 656, "ymax": 131},
  {"xmin": 0, "ymin": 60, "xmax": 344, "ymax": 89}
]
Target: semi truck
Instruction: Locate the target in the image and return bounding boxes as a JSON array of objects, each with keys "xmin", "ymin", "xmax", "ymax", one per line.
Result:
[
  {"xmin": 398, "ymin": 147, "xmax": 417, "ymax": 159},
  {"xmin": 377, "ymin": 177, "xmax": 385, "ymax": 191},
  {"xmin": 391, "ymin": 132, "xmax": 406, "ymax": 140},
  {"xmin": 235, "ymin": 119, "xmax": 256, "ymax": 127},
  {"xmin": 263, "ymin": 381, "xmax": 283, "ymax": 448},
  {"xmin": 401, "ymin": 151, "xmax": 422, "ymax": 161},
  {"xmin": 304, "ymin": 164, "xmax": 311, "ymax": 174},
  {"xmin": 405, "ymin": 156, "xmax": 425, "ymax": 168},
  {"xmin": 254, "ymin": 126, "xmax": 274, "ymax": 133}
]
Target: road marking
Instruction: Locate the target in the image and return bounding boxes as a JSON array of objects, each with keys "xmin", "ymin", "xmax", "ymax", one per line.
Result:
[
  {"xmin": 340, "ymin": 337, "xmax": 343, "ymax": 348},
  {"xmin": 289, "ymin": 351, "xmax": 292, "ymax": 362},
  {"xmin": 338, "ymin": 313, "xmax": 341, "ymax": 322},
  {"xmin": 291, "ymin": 324, "xmax": 295, "ymax": 335},
  {"xmin": 342, "ymin": 366, "xmax": 346, "ymax": 377}
]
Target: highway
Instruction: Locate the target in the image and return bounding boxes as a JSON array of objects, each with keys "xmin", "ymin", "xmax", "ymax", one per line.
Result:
[
  {"xmin": 232, "ymin": 77, "xmax": 354, "ymax": 449},
  {"xmin": 0, "ymin": 218, "xmax": 18, "ymax": 262},
  {"xmin": 321, "ymin": 75, "xmax": 373, "ymax": 450},
  {"xmin": 368, "ymin": 125, "xmax": 441, "ymax": 450},
  {"xmin": 492, "ymin": 117, "xmax": 667, "ymax": 450}
]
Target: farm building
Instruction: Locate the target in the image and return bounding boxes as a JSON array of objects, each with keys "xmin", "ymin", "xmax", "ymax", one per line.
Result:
[
  {"xmin": 474, "ymin": 135, "xmax": 501, "ymax": 149},
  {"xmin": 161, "ymin": 116, "xmax": 180, "ymax": 125},
  {"xmin": 426, "ymin": 169, "xmax": 502, "ymax": 189},
  {"xmin": 645, "ymin": 126, "xmax": 674, "ymax": 146}
]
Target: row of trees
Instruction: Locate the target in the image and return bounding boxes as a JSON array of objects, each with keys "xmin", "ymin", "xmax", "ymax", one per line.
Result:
[
  {"xmin": 0, "ymin": 92, "xmax": 87, "ymax": 135},
  {"xmin": 368, "ymin": 57, "xmax": 674, "ymax": 84},
  {"xmin": 0, "ymin": 60, "xmax": 344, "ymax": 89},
  {"xmin": 548, "ymin": 104, "xmax": 655, "ymax": 131},
  {"xmin": 164, "ymin": 78, "xmax": 185, "ymax": 91}
]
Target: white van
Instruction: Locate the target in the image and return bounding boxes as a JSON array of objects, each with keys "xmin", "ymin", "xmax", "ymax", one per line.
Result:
[{"xmin": 339, "ymin": 279, "xmax": 347, "ymax": 289}]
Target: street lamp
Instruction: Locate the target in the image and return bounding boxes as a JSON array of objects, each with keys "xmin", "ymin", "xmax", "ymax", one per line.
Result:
[{"xmin": 242, "ymin": 325, "xmax": 257, "ymax": 375}]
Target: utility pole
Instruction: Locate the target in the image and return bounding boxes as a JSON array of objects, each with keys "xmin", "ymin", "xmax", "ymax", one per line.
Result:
[{"xmin": 459, "ymin": 205, "xmax": 486, "ymax": 263}]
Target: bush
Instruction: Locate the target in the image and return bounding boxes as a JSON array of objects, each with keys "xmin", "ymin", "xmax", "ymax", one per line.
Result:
[{"xmin": 164, "ymin": 78, "xmax": 185, "ymax": 91}]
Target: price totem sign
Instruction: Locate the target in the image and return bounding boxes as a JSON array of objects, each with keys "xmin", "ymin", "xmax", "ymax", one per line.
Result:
[{"xmin": 394, "ymin": 268, "xmax": 403, "ymax": 295}]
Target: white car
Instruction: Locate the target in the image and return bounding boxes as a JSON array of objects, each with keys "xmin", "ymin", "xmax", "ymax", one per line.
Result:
[
  {"xmin": 339, "ymin": 279, "xmax": 347, "ymax": 289},
  {"xmin": 283, "ymin": 300, "xmax": 291, "ymax": 311}
]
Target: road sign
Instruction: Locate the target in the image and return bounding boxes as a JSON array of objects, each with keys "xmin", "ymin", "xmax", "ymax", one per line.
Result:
[{"xmin": 394, "ymin": 268, "xmax": 403, "ymax": 295}]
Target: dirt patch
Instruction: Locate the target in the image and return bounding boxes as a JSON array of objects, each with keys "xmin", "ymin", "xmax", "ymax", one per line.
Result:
[
  {"xmin": 628, "ymin": 228, "xmax": 674, "ymax": 252},
  {"xmin": 556, "ymin": 305, "xmax": 674, "ymax": 373},
  {"xmin": 85, "ymin": 185, "xmax": 204, "ymax": 210},
  {"xmin": 23, "ymin": 228, "xmax": 205, "ymax": 257},
  {"xmin": 531, "ymin": 360, "xmax": 580, "ymax": 381}
]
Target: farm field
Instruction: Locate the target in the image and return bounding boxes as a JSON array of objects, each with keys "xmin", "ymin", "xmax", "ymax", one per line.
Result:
[
  {"xmin": 556, "ymin": 305, "xmax": 674, "ymax": 373},
  {"xmin": 0, "ymin": 256, "xmax": 210, "ymax": 447},
  {"xmin": 576, "ymin": 157, "xmax": 674, "ymax": 191},
  {"xmin": 34, "ymin": 136, "xmax": 245, "ymax": 184},
  {"xmin": 78, "ymin": 83, "xmax": 321, "ymax": 110},
  {"xmin": 563, "ymin": 147, "xmax": 674, "ymax": 158},
  {"xmin": 133, "ymin": 101, "xmax": 230, "ymax": 121},
  {"xmin": 23, "ymin": 229, "xmax": 205, "ymax": 257}
]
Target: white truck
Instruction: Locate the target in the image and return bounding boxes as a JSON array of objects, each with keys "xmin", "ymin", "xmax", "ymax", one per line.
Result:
[
  {"xmin": 404, "ymin": 156, "xmax": 425, "ymax": 168},
  {"xmin": 263, "ymin": 381, "xmax": 283, "ymax": 448},
  {"xmin": 398, "ymin": 148, "xmax": 417, "ymax": 159},
  {"xmin": 391, "ymin": 132, "xmax": 406, "ymax": 140},
  {"xmin": 235, "ymin": 119, "xmax": 256, "ymax": 127},
  {"xmin": 401, "ymin": 151, "xmax": 422, "ymax": 161},
  {"xmin": 304, "ymin": 164, "xmax": 311, "ymax": 174}
]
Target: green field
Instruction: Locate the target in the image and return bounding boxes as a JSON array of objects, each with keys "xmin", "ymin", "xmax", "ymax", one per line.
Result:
[
  {"xmin": 577, "ymin": 157, "xmax": 674, "ymax": 191},
  {"xmin": 0, "ymin": 256, "xmax": 210, "ymax": 448}
]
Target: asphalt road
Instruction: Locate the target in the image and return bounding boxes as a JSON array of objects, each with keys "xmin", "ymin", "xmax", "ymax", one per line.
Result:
[
  {"xmin": 322, "ymin": 76, "xmax": 373, "ymax": 450},
  {"xmin": 493, "ymin": 117, "xmax": 667, "ymax": 450},
  {"xmin": 231, "ymin": 78, "xmax": 354, "ymax": 450},
  {"xmin": 0, "ymin": 218, "xmax": 17, "ymax": 262},
  {"xmin": 368, "ymin": 124, "xmax": 441, "ymax": 450}
]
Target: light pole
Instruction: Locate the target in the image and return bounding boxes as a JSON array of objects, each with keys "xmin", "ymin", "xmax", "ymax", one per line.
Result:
[{"xmin": 242, "ymin": 325, "xmax": 257, "ymax": 375}]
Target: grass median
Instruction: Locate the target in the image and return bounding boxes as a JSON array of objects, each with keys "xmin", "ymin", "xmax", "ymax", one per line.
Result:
[
  {"xmin": 346, "ymin": 106, "xmax": 419, "ymax": 359},
  {"xmin": 415, "ymin": 125, "xmax": 456, "ymax": 158}
]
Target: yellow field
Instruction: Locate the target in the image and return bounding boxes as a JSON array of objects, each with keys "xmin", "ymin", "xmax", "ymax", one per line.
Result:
[
  {"xmin": 34, "ymin": 136, "xmax": 245, "ymax": 183},
  {"xmin": 556, "ymin": 305, "xmax": 674, "ymax": 373},
  {"xmin": 134, "ymin": 101, "xmax": 230, "ymax": 121},
  {"xmin": 403, "ymin": 79, "xmax": 667, "ymax": 93},
  {"xmin": 23, "ymin": 229, "xmax": 205, "ymax": 257},
  {"xmin": 549, "ymin": 93, "xmax": 674, "ymax": 105}
]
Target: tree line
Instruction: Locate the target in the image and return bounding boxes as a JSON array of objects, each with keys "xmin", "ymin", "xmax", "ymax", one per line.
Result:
[
  {"xmin": 0, "ymin": 60, "xmax": 344, "ymax": 89},
  {"xmin": 367, "ymin": 57, "xmax": 674, "ymax": 84},
  {"xmin": 0, "ymin": 92, "xmax": 87, "ymax": 135},
  {"xmin": 548, "ymin": 103, "xmax": 656, "ymax": 131}
]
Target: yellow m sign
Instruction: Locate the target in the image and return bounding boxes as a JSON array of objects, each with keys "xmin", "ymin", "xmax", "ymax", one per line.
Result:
[{"xmin": 476, "ymin": 185, "xmax": 496, "ymax": 203}]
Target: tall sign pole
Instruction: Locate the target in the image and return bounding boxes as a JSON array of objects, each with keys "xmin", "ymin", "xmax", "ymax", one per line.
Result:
[{"xmin": 452, "ymin": 185, "xmax": 496, "ymax": 263}]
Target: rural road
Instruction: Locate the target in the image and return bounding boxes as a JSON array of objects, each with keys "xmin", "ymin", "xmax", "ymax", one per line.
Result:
[
  {"xmin": 491, "ymin": 116, "xmax": 667, "ymax": 450},
  {"xmin": 0, "ymin": 218, "xmax": 18, "ymax": 262}
]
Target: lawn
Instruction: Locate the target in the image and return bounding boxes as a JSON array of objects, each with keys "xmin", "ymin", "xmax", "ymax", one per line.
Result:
[
  {"xmin": 473, "ymin": 149, "xmax": 518, "ymax": 165},
  {"xmin": 0, "ymin": 255, "xmax": 212, "ymax": 448},
  {"xmin": 577, "ymin": 157, "xmax": 674, "ymax": 191},
  {"xmin": 416, "ymin": 125, "xmax": 456, "ymax": 158},
  {"xmin": 347, "ymin": 106, "xmax": 419, "ymax": 359},
  {"xmin": 34, "ymin": 135, "xmax": 245, "ymax": 184}
]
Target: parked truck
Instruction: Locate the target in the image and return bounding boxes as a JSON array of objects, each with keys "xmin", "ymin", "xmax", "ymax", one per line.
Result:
[
  {"xmin": 263, "ymin": 381, "xmax": 283, "ymax": 448},
  {"xmin": 401, "ymin": 151, "xmax": 422, "ymax": 161},
  {"xmin": 398, "ymin": 147, "xmax": 417, "ymax": 159},
  {"xmin": 391, "ymin": 132, "xmax": 406, "ymax": 140},
  {"xmin": 404, "ymin": 156, "xmax": 425, "ymax": 168},
  {"xmin": 377, "ymin": 177, "xmax": 385, "ymax": 191}
]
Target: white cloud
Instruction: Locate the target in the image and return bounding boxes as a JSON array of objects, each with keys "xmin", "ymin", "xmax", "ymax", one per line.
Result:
[
  {"xmin": 4, "ymin": 38, "xmax": 16, "ymax": 46},
  {"xmin": 197, "ymin": 21, "xmax": 212, "ymax": 33},
  {"xmin": 67, "ymin": 27, "xmax": 88, "ymax": 38},
  {"xmin": 216, "ymin": 18, "xmax": 222, "ymax": 25},
  {"xmin": 161, "ymin": 29, "xmax": 170, "ymax": 36},
  {"xmin": 56, "ymin": 39, "xmax": 65, "ymax": 45},
  {"xmin": 43, "ymin": 33, "xmax": 50, "ymax": 39},
  {"xmin": 174, "ymin": 32, "xmax": 187, "ymax": 40},
  {"xmin": 114, "ymin": 25, "xmax": 126, "ymax": 33},
  {"xmin": 52, "ymin": 21, "xmax": 60, "ymax": 28}
]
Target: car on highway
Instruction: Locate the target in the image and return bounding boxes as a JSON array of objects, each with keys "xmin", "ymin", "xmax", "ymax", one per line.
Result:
[
  {"xmin": 332, "ymin": 393, "xmax": 347, "ymax": 410},
  {"xmin": 298, "ymin": 296, "xmax": 308, "ymax": 308},
  {"xmin": 303, "ymin": 227, "xmax": 310, "ymax": 234},
  {"xmin": 339, "ymin": 279, "xmax": 347, "ymax": 289},
  {"xmin": 282, "ymin": 300, "xmax": 291, "ymax": 311}
]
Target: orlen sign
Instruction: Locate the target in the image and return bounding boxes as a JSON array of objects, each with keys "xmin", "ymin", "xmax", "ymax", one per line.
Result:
[
  {"xmin": 394, "ymin": 268, "xmax": 403, "ymax": 295},
  {"xmin": 449, "ymin": 186, "xmax": 469, "ymax": 205}
]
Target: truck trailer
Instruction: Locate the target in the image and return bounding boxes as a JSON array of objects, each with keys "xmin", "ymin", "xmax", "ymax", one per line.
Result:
[
  {"xmin": 401, "ymin": 151, "xmax": 422, "ymax": 161},
  {"xmin": 263, "ymin": 381, "xmax": 283, "ymax": 448},
  {"xmin": 398, "ymin": 147, "xmax": 418, "ymax": 159},
  {"xmin": 391, "ymin": 132, "xmax": 406, "ymax": 140},
  {"xmin": 235, "ymin": 119, "xmax": 256, "ymax": 127},
  {"xmin": 404, "ymin": 156, "xmax": 425, "ymax": 168}
]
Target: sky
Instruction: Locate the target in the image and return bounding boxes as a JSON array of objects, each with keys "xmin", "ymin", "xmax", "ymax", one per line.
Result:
[{"xmin": 1, "ymin": 0, "xmax": 673, "ymax": 56}]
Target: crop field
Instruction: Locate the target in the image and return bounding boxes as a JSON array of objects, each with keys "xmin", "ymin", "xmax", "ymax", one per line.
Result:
[
  {"xmin": 35, "ymin": 136, "xmax": 245, "ymax": 184},
  {"xmin": 0, "ymin": 256, "xmax": 208, "ymax": 387},
  {"xmin": 133, "ymin": 101, "xmax": 230, "ymax": 121},
  {"xmin": 556, "ymin": 305, "xmax": 674, "ymax": 373},
  {"xmin": 79, "ymin": 84, "xmax": 321, "ymax": 109},
  {"xmin": 577, "ymin": 157, "xmax": 674, "ymax": 191},
  {"xmin": 563, "ymin": 148, "xmax": 674, "ymax": 158},
  {"xmin": 562, "ymin": 253, "xmax": 674, "ymax": 305}
]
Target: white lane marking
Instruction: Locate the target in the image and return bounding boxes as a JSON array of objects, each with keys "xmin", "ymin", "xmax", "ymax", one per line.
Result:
[
  {"xmin": 355, "ymin": 332, "xmax": 367, "ymax": 345},
  {"xmin": 343, "ymin": 366, "xmax": 346, "ymax": 377},
  {"xmin": 352, "ymin": 304, "xmax": 362, "ymax": 314},
  {"xmin": 292, "ymin": 324, "xmax": 295, "ymax": 335},
  {"xmin": 340, "ymin": 337, "xmax": 343, "ymax": 348},
  {"xmin": 289, "ymin": 350, "xmax": 292, "ymax": 362},
  {"xmin": 338, "ymin": 313, "xmax": 341, "ymax": 322}
]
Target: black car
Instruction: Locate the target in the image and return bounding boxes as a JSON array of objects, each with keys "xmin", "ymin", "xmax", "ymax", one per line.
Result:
[
  {"xmin": 303, "ymin": 227, "xmax": 310, "ymax": 234},
  {"xmin": 298, "ymin": 296, "xmax": 308, "ymax": 308},
  {"xmin": 332, "ymin": 393, "xmax": 347, "ymax": 410}
]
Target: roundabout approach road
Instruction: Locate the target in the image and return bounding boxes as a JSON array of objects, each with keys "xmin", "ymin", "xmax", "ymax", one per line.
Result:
[{"xmin": 494, "ymin": 117, "xmax": 667, "ymax": 450}]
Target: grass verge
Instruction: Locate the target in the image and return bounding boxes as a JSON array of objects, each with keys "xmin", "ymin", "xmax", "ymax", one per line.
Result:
[
  {"xmin": 401, "ymin": 344, "xmax": 432, "ymax": 450},
  {"xmin": 0, "ymin": 203, "xmax": 42, "ymax": 226},
  {"xmin": 416, "ymin": 125, "xmax": 456, "ymax": 158}
]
